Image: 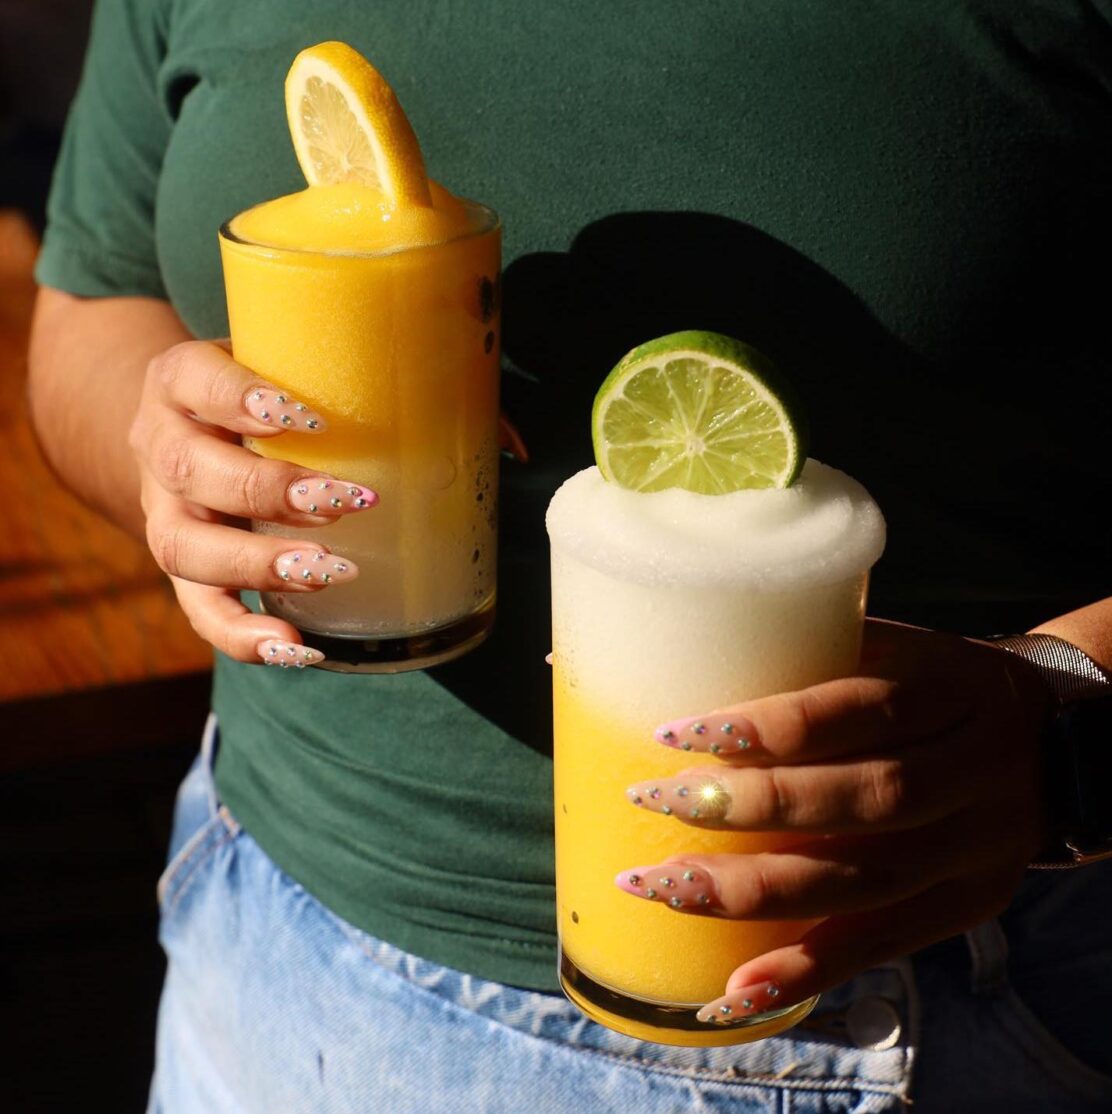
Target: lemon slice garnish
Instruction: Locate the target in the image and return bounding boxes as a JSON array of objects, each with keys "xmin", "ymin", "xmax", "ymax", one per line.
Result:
[{"xmin": 285, "ymin": 41, "xmax": 432, "ymax": 207}]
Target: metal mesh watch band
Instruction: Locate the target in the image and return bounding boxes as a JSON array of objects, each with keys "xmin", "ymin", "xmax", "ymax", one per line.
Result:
[
  {"xmin": 991, "ymin": 633, "xmax": 1112, "ymax": 868},
  {"xmin": 990, "ymin": 633, "xmax": 1112, "ymax": 703}
]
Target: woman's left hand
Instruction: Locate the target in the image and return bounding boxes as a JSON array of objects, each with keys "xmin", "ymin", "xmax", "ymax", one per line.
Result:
[{"xmin": 615, "ymin": 618, "xmax": 1052, "ymax": 1022}]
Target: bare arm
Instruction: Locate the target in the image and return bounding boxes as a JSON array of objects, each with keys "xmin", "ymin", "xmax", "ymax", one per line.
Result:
[
  {"xmin": 28, "ymin": 288, "xmax": 192, "ymax": 538},
  {"xmin": 1031, "ymin": 597, "xmax": 1112, "ymax": 673},
  {"xmin": 26, "ymin": 286, "xmax": 375, "ymax": 665}
]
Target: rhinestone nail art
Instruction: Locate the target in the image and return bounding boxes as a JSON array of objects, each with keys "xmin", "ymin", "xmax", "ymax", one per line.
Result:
[
  {"xmin": 274, "ymin": 550, "xmax": 360, "ymax": 586},
  {"xmin": 244, "ymin": 387, "xmax": 328, "ymax": 433},
  {"xmin": 625, "ymin": 774, "xmax": 730, "ymax": 822},
  {"xmin": 615, "ymin": 864, "xmax": 719, "ymax": 912},
  {"xmin": 655, "ymin": 712, "xmax": 760, "ymax": 755},
  {"xmin": 255, "ymin": 639, "xmax": 325, "ymax": 669},
  {"xmin": 695, "ymin": 981, "xmax": 785, "ymax": 1024},
  {"xmin": 288, "ymin": 477, "xmax": 379, "ymax": 515}
]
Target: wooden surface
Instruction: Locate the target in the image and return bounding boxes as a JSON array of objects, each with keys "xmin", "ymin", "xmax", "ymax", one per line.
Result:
[{"xmin": 0, "ymin": 210, "xmax": 211, "ymax": 715}]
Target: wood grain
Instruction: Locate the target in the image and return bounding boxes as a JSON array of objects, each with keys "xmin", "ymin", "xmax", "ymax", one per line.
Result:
[{"xmin": 0, "ymin": 210, "xmax": 211, "ymax": 706}]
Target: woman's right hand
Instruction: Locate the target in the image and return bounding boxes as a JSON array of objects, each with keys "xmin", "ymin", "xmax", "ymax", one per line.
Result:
[{"xmin": 127, "ymin": 340, "xmax": 378, "ymax": 667}]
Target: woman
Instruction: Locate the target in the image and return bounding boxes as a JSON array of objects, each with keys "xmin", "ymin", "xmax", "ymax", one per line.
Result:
[{"xmin": 29, "ymin": 0, "xmax": 1112, "ymax": 1109}]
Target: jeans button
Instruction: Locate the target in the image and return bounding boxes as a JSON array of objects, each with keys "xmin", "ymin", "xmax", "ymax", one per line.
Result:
[{"xmin": 846, "ymin": 997, "xmax": 902, "ymax": 1050}]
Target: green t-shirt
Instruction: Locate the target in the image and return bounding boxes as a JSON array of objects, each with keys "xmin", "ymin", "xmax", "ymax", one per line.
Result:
[{"xmin": 38, "ymin": 0, "xmax": 1112, "ymax": 990}]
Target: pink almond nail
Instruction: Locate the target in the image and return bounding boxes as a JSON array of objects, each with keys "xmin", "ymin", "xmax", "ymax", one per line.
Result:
[
  {"xmin": 288, "ymin": 478, "xmax": 378, "ymax": 515},
  {"xmin": 654, "ymin": 712, "xmax": 758, "ymax": 755},
  {"xmin": 615, "ymin": 864, "xmax": 720, "ymax": 912},
  {"xmin": 696, "ymin": 981, "xmax": 784, "ymax": 1024},
  {"xmin": 274, "ymin": 550, "xmax": 359, "ymax": 586},
  {"xmin": 256, "ymin": 639, "xmax": 325, "ymax": 668},
  {"xmin": 245, "ymin": 387, "xmax": 328, "ymax": 432},
  {"xmin": 625, "ymin": 775, "xmax": 730, "ymax": 822}
]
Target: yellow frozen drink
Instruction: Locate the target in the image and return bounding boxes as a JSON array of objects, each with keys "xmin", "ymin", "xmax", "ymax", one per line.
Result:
[
  {"xmin": 547, "ymin": 333, "xmax": 885, "ymax": 1044},
  {"xmin": 219, "ymin": 42, "xmax": 500, "ymax": 671}
]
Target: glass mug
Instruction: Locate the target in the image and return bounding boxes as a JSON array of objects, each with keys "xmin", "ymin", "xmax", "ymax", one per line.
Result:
[
  {"xmin": 219, "ymin": 203, "xmax": 501, "ymax": 672},
  {"xmin": 547, "ymin": 463, "xmax": 884, "ymax": 1045}
]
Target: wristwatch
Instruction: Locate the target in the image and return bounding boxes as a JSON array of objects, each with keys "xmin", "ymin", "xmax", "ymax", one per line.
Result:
[{"xmin": 990, "ymin": 633, "xmax": 1112, "ymax": 869}]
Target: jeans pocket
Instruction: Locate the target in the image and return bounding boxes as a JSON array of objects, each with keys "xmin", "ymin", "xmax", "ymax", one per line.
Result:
[
  {"xmin": 156, "ymin": 808, "xmax": 237, "ymax": 913},
  {"xmin": 991, "ymin": 986, "xmax": 1112, "ymax": 1106},
  {"xmin": 157, "ymin": 718, "xmax": 239, "ymax": 914}
]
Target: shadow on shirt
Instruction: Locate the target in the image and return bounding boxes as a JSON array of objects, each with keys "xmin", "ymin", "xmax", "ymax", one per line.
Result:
[
  {"xmin": 427, "ymin": 208, "xmax": 1098, "ymax": 752},
  {"xmin": 428, "ymin": 209, "xmax": 930, "ymax": 755}
]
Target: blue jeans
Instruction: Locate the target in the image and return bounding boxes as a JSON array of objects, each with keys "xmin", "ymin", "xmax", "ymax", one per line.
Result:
[{"xmin": 149, "ymin": 719, "xmax": 1112, "ymax": 1112}]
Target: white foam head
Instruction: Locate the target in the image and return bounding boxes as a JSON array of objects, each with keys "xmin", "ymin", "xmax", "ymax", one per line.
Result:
[{"xmin": 546, "ymin": 459, "xmax": 885, "ymax": 591}]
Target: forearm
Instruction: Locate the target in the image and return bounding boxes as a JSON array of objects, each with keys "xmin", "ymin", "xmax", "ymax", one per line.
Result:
[
  {"xmin": 1029, "ymin": 598, "xmax": 1112, "ymax": 674},
  {"xmin": 27, "ymin": 288, "xmax": 191, "ymax": 538}
]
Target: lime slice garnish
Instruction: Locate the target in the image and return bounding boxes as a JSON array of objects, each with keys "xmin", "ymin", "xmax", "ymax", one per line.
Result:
[{"xmin": 592, "ymin": 331, "xmax": 807, "ymax": 493}]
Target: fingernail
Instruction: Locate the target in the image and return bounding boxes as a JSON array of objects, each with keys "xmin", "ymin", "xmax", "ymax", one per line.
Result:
[
  {"xmin": 287, "ymin": 478, "xmax": 379, "ymax": 514},
  {"xmin": 256, "ymin": 639, "xmax": 325, "ymax": 668},
  {"xmin": 696, "ymin": 981, "xmax": 784, "ymax": 1024},
  {"xmin": 654, "ymin": 713, "xmax": 759, "ymax": 755},
  {"xmin": 275, "ymin": 550, "xmax": 359, "ymax": 586},
  {"xmin": 625, "ymin": 775, "xmax": 730, "ymax": 822},
  {"xmin": 245, "ymin": 387, "xmax": 328, "ymax": 432},
  {"xmin": 545, "ymin": 652, "xmax": 553, "ymax": 666},
  {"xmin": 615, "ymin": 864, "xmax": 721, "ymax": 912}
]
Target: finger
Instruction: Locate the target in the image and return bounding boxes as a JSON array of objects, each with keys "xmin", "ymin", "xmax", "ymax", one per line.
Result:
[
  {"xmin": 498, "ymin": 412, "xmax": 529, "ymax": 462},
  {"xmin": 614, "ymin": 807, "xmax": 1006, "ymax": 921},
  {"xmin": 147, "ymin": 506, "xmax": 360, "ymax": 591},
  {"xmin": 150, "ymin": 339, "xmax": 328, "ymax": 435},
  {"xmin": 171, "ymin": 578, "xmax": 326, "ymax": 667},
  {"xmin": 625, "ymin": 735, "xmax": 979, "ymax": 833},
  {"xmin": 694, "ymin": 870, "xmax": 1018, "ymax": 1022},
  {"xmin": 653, "ymin": 669, "xmax": 972, "ymax": 765},
  {"xmin": 146, "ymin": 410, "xmax": 377, "ymax": 522}
]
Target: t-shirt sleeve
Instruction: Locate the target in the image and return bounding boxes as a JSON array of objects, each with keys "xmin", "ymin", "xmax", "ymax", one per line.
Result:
[{"xmin": 35, "ymin": 0, "xmax": 171, "ymax": 299}]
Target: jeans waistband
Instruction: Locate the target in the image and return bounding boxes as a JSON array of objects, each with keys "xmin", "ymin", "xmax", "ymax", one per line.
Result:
[{"xmin": 182, "ymin": 715, "xmax": 917, "ymax": 1089}]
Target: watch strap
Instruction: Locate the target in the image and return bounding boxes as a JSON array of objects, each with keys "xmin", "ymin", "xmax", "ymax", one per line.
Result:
[
  {"xmin": 989, "ymin": 633, "xmax": 1112, "ymax": 703},
  {"xmin": 989, "ymin": 633, "xmax": 1112, "ymax": 869}
]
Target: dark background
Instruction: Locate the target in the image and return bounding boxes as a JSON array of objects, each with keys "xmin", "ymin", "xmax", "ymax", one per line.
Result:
[
  {"xmin": 2, "ymin": 6, "xmax": 209, "ymax": 1111},
  {"xmin": 1, "ymin": 1, "xmax": 92, "ymax": 229}
]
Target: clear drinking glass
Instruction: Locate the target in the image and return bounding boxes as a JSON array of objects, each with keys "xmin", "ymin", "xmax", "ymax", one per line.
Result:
[
  {"xmin": 218, "ymin": 203, "xmax": 501, "ymax": 672},
  {"xmin": 546, "ymin": 461, "xmax": 885, "ymax": 1045}
]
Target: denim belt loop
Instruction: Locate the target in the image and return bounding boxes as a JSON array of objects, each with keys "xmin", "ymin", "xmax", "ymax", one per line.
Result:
[
  {"xmin": 965, "ymin": 919, "xmax": 1009, "ymax": 995},
  {"xmin": 200, "ymin": 713, "xmax": 220, "ymax": 820}
]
